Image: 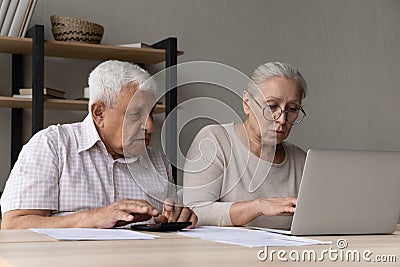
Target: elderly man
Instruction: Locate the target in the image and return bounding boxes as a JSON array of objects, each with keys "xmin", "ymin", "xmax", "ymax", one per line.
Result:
[{"xmin": 1, "ymin": 60, "xmax": 197, "ymax": 229}]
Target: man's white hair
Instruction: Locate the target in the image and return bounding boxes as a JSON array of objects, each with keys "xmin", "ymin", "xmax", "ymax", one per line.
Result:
[
  {"xmin": 248, "ymin": 62, "xmax": 307, "ymax": 99},
  {"xmin": 88, "ymin": 60, "xmax": 156, "ymax": 111}
]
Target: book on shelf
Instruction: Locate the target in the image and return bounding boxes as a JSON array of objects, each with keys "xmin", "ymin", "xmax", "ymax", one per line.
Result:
[
  {"xmin": 0, "ymin": 0, "xmax": 11, "ymax": 30},
  {"xmin": 0, "ymin": 0, "xmax": 18, "ymax": 36},
  {"xmin": 75, "ymin": 97, "xmax": 89, "ymax": 101},
  {"xmin": 19, "ymin": 0, "xmax": 36, "ymax": 37},
  {"xmin": 12, "ymin": 94, "xmax": 64, "ymax": 99},
  {"xmin": 117, "ymin": 43, "xmax": 153, "ymax": 49},
  {"xmin": 8, "ymin": 0, "xmax": 29, "ymax": 37},
  {"xmin": 19, "ymin": 88, "xmax": 66, "ymax": 99}
]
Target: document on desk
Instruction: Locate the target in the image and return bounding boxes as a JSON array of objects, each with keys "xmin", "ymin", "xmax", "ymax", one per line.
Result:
[
  {"xmin": 30, "ymin": 228, "xmax": 158, "ymax": 241},
  {"xmin": 179, "ymin": 226, "xmax": 331, "ymax": 248}
]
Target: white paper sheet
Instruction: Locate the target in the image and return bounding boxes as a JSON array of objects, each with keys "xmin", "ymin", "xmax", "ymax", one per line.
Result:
[
  {"xmin": 179, "ymin": 226, "xmax": 332, "ymax": 248},
  {"xmin": 30, "ymin": 228, "xmax": 158, "ymax": 241}
]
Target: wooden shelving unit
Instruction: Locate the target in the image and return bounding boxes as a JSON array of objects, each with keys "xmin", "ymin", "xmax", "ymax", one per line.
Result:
[
  {"xmin": 0, "ymin": 35, "xmax": 173, "ymax": 113},
  {"xmin": 0, "ymin": 36, "xmax": 183, "ymax": 63}
]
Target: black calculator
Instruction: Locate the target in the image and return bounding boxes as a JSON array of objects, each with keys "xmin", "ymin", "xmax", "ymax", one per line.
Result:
[{"xmin": 131, "ymin": 222, "xmax": 192, "ymax": 232}]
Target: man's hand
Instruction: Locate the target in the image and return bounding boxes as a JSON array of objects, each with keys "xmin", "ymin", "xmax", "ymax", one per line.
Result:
[
  {"xmin": 85, "ymin": 199, "xmax": 160, "ymax": 228},
  {"xmin": 153, "ymin": 198, "xmax": 198, "ymax": 229},
  {"xmin": 1, "ymin": 199, "xmax": 159, "ymax": 229}
]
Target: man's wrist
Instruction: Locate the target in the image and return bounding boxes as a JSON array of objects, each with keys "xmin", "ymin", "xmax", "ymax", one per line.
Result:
[{"xmin": 72, "ymin": 209, "xmax": 93, "ymax": 228}]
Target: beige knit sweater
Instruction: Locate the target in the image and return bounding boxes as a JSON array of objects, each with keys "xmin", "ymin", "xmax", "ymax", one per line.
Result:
[{"xmin": 183, "ymin": 123, "xmax": 306, "ymax": 229}]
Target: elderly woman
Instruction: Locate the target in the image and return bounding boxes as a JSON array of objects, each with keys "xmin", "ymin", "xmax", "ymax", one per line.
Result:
[{"xmin": 183, "ymin": 62, "xmax": 307, "ymax": 229}]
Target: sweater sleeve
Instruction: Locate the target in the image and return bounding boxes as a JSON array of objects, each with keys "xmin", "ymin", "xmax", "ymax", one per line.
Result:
[{"xmin": 183, "ymin": 125, "xmax": 234, "ymax": 226}]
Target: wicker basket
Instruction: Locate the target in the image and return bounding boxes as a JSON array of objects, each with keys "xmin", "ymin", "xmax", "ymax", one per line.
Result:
[{"xmin": 50, "ymin": 15, "xmax": 104, "ymax": 44}]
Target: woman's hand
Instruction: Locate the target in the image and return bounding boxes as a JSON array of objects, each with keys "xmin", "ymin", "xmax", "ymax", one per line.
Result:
[
  {"xmin": 230, "ymin": 197, "xmax": 296, "ymax": 226},
  {"xmin": 255, "ymin": 197, "xmax": 297, "ymax": 216}
]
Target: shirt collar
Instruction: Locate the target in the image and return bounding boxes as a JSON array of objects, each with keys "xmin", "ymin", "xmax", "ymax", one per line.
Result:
[
  {"xmin": 121, "ymin": 150, "xmax": 150, "ymax": 169},
  {"xmin": 78, "ymin": 115, "xmax": 102, "ymax": 153},
  {"xmin": 116, "ymin": 155, "xmax": 138, "ymax": 164}
]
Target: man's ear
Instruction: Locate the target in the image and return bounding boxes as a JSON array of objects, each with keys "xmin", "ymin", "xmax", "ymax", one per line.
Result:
[
  {"xmin": 91, "ymin": 101, "xmax": 106, "ymax": 127},
  {"xmin": 242, "ymin": 90, "xmax": 251, "ymax": 116}
]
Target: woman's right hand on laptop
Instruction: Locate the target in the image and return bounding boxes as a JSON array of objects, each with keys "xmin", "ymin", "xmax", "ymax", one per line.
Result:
[{"xmin": 229, "ymin": 197, "xmax": 297, "ymax": 226}]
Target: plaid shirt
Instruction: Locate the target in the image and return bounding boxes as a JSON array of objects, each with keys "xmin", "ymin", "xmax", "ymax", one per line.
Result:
[{"xmin": 1, "ymin": 115, "xmax": 176, "ymax": 217}]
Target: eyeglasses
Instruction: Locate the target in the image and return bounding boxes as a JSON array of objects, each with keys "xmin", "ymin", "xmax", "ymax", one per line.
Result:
[{"xmin": 249, "ymin": 94, "xmax": 306, "ymax": 125}]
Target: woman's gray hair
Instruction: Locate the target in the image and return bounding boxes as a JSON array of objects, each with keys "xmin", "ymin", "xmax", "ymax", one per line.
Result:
[
  {"xmin": 248, "ymin": 62, "xmax": 307, "ymax": 99},
  {"xmin": 88, "ymin": 60, "xmax": 156, "ymax": 110}
]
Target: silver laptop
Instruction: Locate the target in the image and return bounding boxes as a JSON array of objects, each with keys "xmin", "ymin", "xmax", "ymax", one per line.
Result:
[{"xmin": 260, "ymin": 149, "xmax": 400, "ymax": 236}]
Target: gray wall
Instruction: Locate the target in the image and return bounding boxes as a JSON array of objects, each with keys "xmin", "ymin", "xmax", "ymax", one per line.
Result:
[{"xmin": 1, "ymin": 0, "xmax": 399, "ymax": 201}]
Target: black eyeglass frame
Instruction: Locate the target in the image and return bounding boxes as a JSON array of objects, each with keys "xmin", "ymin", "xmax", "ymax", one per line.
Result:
[{"xmin": 249, "ymin": 94, "xmax": 306, "ymax": 125}]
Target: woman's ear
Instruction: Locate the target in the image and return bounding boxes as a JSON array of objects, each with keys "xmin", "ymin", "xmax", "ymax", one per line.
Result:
[
  {"xmin": 242, "ymin": 90, "xmax": 251, "ymax": 116},
  {"xmin": 91, "ymin": 101, "xmax": 106, "ymax": 127}
]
